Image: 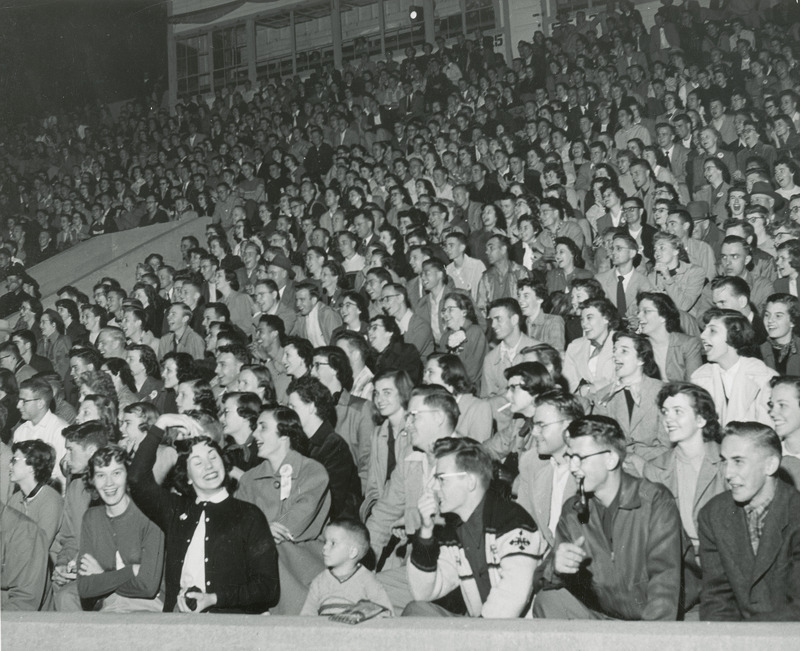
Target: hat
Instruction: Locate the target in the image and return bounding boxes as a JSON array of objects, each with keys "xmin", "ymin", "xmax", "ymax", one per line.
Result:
[
  {"xmin": 267, "ymin": 252, "xmax": 295, "ymax": 279},
  {"xmin": 749, "ymin": 181, "xmax": 782, "ymax": 205},
  {"xmin": 686, "ymin": 200, "xmax": 711, "ymax": 221}
]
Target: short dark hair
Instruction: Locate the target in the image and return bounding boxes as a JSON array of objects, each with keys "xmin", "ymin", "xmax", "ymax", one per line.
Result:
[
  {"xmin": 85, "ymin": 445, "xmax": 130, "ymax": 489},
  {"xmin": 221, "ymin": 391, "xmax": 261, "ymax": 430},
  {"xmin": 409, "ymin": 384, "xmax": 460, "ymax": 432},
  {"xmin": 534, "ymin": 389, "xmax": 584, "ymax": 422},
  {"xmin": 313, "ymin": 346, "xmax": 353, "ymax": 391},
  {"xmin": 284, "ymin": 337, "xmax": 313, "ymax": 370},
  {"xmin": 427, "ymin": 353, "xmax": 473, "ymax": 395},
  {"xmin": 701, "ymin": 307, "xmax": 755, "ymax": 355},
  {"xmin": 503, "ymin": 361, "xmax": 555, "ymax": 396},
  {"xmin": 263, "ymin": 404, "xmax": 309, "ymax": 456},
  {"xmin": 287, "ymin": 375, "xmax": 337, "ymax": 425},
  {"xmin": 722, "ymin": 421, "xmax": 782, "ymax": 461},
  {"xmin": 432, "ymin": 437, "xmax": 493, "ymax": 489},
  {"xmin": 581, "ymin": 298, "xmax": 623, "ymax": 333},
  {"xmin": 62, "ymin": 420, "xmax": 110, "ymax": 450},
  {"xmin": 172, "ymin": 436, "xmax": 235, "ymax": 497},
  {"xmin": 326, "ymin": 518, "xmax": 371, "ymax": 561},
  {"xmin": 488, "ymin": 297, "xmax": 523, "ymax": 323},
  {"xmin": 657, "ymin": 382, "xmax": 722, "ymax": 442},
  {"xmin": 12, "ymin": 439, "xmax": 56, "ymax": 483},
  {"xmin": 637, "ymin": 292, "xmax": 682, "ymax": 333},
  {"xmin": 566, "ymin": 415, "xmax": 627, "ymax": 462}
]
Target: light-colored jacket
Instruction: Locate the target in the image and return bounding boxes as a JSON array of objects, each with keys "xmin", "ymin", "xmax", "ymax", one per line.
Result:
[{"xmin": 690, "ymin": 357, "xmax": 778, "ymax": 426}]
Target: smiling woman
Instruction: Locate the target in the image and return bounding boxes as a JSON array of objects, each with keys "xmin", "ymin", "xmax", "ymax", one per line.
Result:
[
  {"xmin": 128, "ymin": 415, "xmax": 280, "ymax": 614},
  {"xmin": 77, "ymin": 445, "xmax": 165, "ymax": 613}
]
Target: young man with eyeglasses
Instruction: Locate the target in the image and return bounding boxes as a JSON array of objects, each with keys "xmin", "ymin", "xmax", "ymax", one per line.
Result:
[
  {"xmin": 534, "ymin": 415, "xmax": 687, "ymax": 621},
  {"xmin": 13, "ymin": 377, "xmax": 68, "ymax": 485},
  {"xmin": 404, "ymin": 437, "xmax": 537, "ymax": 617},
  {"xmin": 311, "ymin": 345, "xmax": 374, "ymax": 492},
  {"xmin": 366, "ymin": 385, "xmax": 461, "ymax": 613},
  {"xmin": 516, "ymin": 390, "xmax": 584, "ymax": 561},
  {"xmin": 380, "ymin": 282, "xmax": 434, "ymax": 359}
]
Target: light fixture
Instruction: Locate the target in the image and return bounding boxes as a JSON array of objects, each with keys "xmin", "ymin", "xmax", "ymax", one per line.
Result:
[{"xmin": 409, "ymin": 5, "xmax": 422, "ymax": 22}]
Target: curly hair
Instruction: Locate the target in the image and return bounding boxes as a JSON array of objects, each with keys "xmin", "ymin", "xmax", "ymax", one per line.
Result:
[
  {"xmin": 239, "ymin": 364, "xmax": 277, "ymax": 403},
  {"xmin": 78, "ymin": 370, "xmax": 118, "ymax": 405},
  {"xmin": 161, "ymin": 351, "xmax": 197, "ymax": 385},
  {"xmin": 442, "ymin": 291, "xmax": 480, "ymax": 328},
  {"xmin": 102, "ymin": 358, "xmax": 137, "ymax": 394},
  {"xmin": 612, "ymin": 332, "xmax": 661, "ymax": 380},
  {"xmin": 127, "ymin": 344, "xmax": 161, "ymax": 380},
  {"xmin": 81, "ymin": 394, "xmax": 120, "ymax": 438},
  {"xmin": 287, "ymin": 376, "xmax": 337, "ymax": 427},
  {"xmin": 427, "ymin": 353, "xmax": 474, "ymax": 395},
  {"xmin": 12, "ymin": 439, "xmax": 56, "ymax": 484},
  {"xmin": 179, "ymin": 378, "xmax": 218, "ymax": 417},
  {"xmin": 313, "ymin": 346, "xmax": 353, "ymax": 392},
  {"xmin": 85, "ymin": 445, "xmax": 130, "ymax": 492},
  {"xmin": 171, "ymin": 436, "xmax": 236, "ymax": 497},
  {"xmin": 657, "ymin": 382, "xmax": 722, "ymax": 443},
  {"xmin": 221, "ymin": 391, "xmax": 261, "ymax": 431},
  {"xmin": 264, "ymin": 404, "xmax": 310, "ymax": 457}
]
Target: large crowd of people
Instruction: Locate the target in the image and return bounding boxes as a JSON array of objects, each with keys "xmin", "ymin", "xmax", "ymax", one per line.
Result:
[{"xmin": 2, "ymin": 0, "xmax": 800, "ymax": 623}]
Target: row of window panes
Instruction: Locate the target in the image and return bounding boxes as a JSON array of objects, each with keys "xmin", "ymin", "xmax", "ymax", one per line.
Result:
[{"xmin": 175, "ymin": 0, "xmax": 496, "ymax": 94}]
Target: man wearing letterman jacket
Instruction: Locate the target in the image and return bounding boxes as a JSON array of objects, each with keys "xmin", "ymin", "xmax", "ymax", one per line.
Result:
[{"xmin": 405, "ymin": 438, "xmax": 538, "ymax": 617}]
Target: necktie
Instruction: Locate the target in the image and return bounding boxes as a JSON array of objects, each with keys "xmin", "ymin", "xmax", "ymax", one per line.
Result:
[
  {"xmin": 616, "ymin": 275, "xmax": 627, "ymax": 317},
  {"xmin": 624, "ymin": 388, "xmax": 635, "ymax": 421},
  {"xmin": 172, "ymin": 335, "xmax": 178, "ymax": 352},
  {"xmin": 386, "ymin": 422, "xmax": 397, "ymax": 481}
]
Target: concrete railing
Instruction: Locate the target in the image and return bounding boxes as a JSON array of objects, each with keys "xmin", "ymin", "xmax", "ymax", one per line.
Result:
[
  {"xmin": 27, "ymin": 217, "xmax": 211, "ymax": 307},
  {"xmin": 3, "ymin": 612, "xmax": 800, "ymax": 650}
]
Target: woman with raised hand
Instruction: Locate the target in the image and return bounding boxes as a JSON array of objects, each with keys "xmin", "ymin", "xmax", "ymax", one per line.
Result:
[
  {"xmin": 128, "ymin": 413, "xmax": 279, "ymax": 614},
  {"xmin": 438, "ymin": 291, "xmax": 488, "ymax": 388},
  {"xmin": 646, "ymin": 232, "xmax": 705, "ymax": 313},
  {"xmin": 119, "ymin": 402, "xmax": 176, "ymax": 485},
  {"xmin": 589, "ymin": 332, "xmax": 669, "ymax": 461}
]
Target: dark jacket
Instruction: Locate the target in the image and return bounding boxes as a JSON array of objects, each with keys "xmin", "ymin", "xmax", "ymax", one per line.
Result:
[
  {"xmin": 376, "ymin": 340, "xmax": 423, "ymax": 384},
  {"xmin": 307, "ymin": 421, "xmax": 362, "ymax": 520},
  {"xmin": 698, "ymin": 480, "xmax": 800, "ymax": 621},
  {"xmin": 128, "ymin": 427, "xmax": 280, "ymax": 614},
  {"xmin": 760, "ymin": 335, "xmax": 800, "ymax": 376},
  {"xmin": 538, "ymin": 472, "xmax": 687, "ymax": 620}
]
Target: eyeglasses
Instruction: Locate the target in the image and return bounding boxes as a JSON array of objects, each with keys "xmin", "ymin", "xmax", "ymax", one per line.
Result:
[
  {"xmin": 507, "ymin": 382, "xmax": 527, "ymax": 391},
  {"xmin": 532, "ymin": 418, "xmax": 568, "ymax": 430},
  {"xmin": 406, "ymin": 409, "xmax": 441, "ymax": 422},
  {"xmin": 10, "ymin": 456, "xmax": 26, "ymax": 465},
  {"xmin": 312, "ymin": 361, "xmax": 330, "ymax": 370},
  {"xmin": 432, "ymin": 471, "xmax": 467, "ymax": 485},
  {"xmin": 340, "ymin": 302, "xmax": 358, "ymax": 309},
  {"xmin": 564, "ymin": 449, "xmax": 611, "ymax": 466},
  {"xmin": 18, "ymin": 397, "xmax": 41, "ymax": 403}
]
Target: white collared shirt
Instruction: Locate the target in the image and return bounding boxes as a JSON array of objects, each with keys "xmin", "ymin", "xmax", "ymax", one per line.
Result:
[
  {"xmin": 397, "ymin": 309, "xmax": 413, "ymax": 334},
  {"xmin": 547, "ymin": 458, "xmax": 571, "ymax": 536},
  {"xmin": 305, "ymin": 303, "xmax": 326, "ymax": 347}
]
